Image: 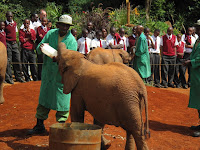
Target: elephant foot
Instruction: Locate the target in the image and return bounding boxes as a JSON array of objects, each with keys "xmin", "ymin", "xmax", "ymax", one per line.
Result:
[{"xmin": 0, "ymin": 97, "xmax": 5, "ymax": 104}]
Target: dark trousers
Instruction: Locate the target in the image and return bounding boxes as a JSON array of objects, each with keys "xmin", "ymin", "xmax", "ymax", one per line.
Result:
[
  {"xmin": 149, "ymin": 53, "xmax": 160, "ymax": 84},
  {"xmin": 21, "ymin": 48, "xmax": 38, "ymax": 81},
  {"xmin": 37, "ymin": 53, "xmax": 43, "ymax": 80},
  {"xmin": 5, "ymin": 41, "xmax": 22, "ymax": 81},
  {"xmin": 173, "ymin": 57, "xmax": 186, "ymax": 86},
  {"xmin": 183, "ymin": 53, "xmax": 191, "ymax": 84},
  {"xmin": 161, "ymin": 55, "xmax": 176, "ymax": 86}
]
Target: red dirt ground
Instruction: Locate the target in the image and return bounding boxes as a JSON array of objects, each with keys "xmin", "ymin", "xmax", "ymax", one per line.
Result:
[{"xmin": 0, "ymin": 81, "xmax": 199, "ymax": 150}]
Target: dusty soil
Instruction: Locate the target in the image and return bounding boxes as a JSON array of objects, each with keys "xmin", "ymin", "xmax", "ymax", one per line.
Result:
[{"xmin": 0, "ymin": 81, "xmax": 199, "ymax": 150}]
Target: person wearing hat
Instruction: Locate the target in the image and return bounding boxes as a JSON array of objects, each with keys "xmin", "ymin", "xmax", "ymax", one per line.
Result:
[
  {"xmin": 184, "ymin": 19, "xmax": 200, "ymax": 137},
  {"xmin": 28, "ymin": 14, "xmax": 77, "ymax": 135}
]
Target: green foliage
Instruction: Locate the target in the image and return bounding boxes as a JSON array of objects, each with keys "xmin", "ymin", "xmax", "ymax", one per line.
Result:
[
  {"xmin": 46, "ymin": 2, "xmax": 63, "ymax": 28},
  {"xmin": 68, "ymin": 0, "xmax": 92, "ymax": 14}
]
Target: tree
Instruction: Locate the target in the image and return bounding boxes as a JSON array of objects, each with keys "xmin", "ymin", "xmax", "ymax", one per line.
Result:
[{"xmin": 145, "ymin": 0, "xmax": 152, "ymax": 20}]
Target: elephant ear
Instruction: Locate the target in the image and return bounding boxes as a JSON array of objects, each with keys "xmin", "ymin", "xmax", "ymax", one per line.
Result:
[
  {"xmin": 118, "ymin": 50, "xmax": 131, "ymax": 63},
  {"xmin": 58, "ymin": 43, "xmax": 85, "ymax": 94}
]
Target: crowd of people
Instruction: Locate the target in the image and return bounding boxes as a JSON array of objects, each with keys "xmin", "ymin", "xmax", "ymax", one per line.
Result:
[{"xmin": 0, "ymin": 9, "xmax": 198, "ymax": 90}]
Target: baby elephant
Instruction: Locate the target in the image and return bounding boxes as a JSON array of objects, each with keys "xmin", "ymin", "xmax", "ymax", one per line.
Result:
[
  {"xmin": 0, "ymin": 42, "xmax": 7, "ymax": 104},
  {"xmin": 87, "ymin": 47, "xmax": 133, "ymax": 64},
  {"xmin": 58, "ymin": 43, "xmax": 149, "ymax": 150}
]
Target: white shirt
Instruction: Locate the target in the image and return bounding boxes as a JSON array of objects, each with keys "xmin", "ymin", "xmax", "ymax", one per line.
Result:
[
  {"xmin": 181, "ymin": 34, "xmax": 196, "ymax": 53},
  {"xmin": 120, "ymin": 36, "xmax": 129, "ymax": 51},
  {"xmin": 91, "ymin": 38, "xmax": 107, "ymax": 49},
  {"xmin": 78, "ymin": 37, "xmax": 92, "ymax": 54},
  {"xmin": 194, "ymin": 34, "xmax": 199, "ymax": 40},
  {"xmin": 106, "ymin": 34, "xmax": 124, "ymax": 49},
  {"xmin": 160, "ymin": 34, "xmax": 178, "ymax": 46},
  {"xmin": 150, "ymin": 35, "xmax": 161, "ymax": 53},
  {"xmin": 6, "ymin": 20, "xmax": 18, "ymax": 32}
]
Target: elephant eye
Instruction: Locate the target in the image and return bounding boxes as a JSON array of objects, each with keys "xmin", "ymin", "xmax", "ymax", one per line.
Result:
[{"xmin": 62, "ymin": 67, "xmax": 68, "ymax": 74}]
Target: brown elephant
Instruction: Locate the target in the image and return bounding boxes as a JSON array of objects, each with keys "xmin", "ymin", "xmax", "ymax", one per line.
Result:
[
  {"xmin": 0, "ymin": 42, "xmax": 7, "ymax": 104},
  {"xmin": 87, "ymin": 47, "xmax": 133, "ymax": 64},
  {"xmin": 58, "ymin": 43, "xmax": 149, "ymax": 150}
]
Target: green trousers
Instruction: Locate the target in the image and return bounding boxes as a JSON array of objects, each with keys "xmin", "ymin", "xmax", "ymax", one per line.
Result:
[{"xmin": 35, "ymin": 104, "xmax": 69, "ymax": 122}]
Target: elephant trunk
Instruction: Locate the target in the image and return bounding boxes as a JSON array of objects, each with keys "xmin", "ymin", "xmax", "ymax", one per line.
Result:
[{"xmin": 0, "ymin": 76, "xmax": 5, "ymax": 104}]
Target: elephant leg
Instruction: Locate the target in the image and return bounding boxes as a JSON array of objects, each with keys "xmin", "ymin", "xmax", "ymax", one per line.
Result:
[
  {"xmin": 0, "ymin": 76, "xmax": 4, "ymax": 104},
  {"xmin": 70, "ymin": 93, "xmax": 85, "ymax": 123},
  {"xmin": 94, "ymin": 119, "xmax": 111, "ymax": 150},
  {"xmin": 125, "ymin": 106, "xmax": 149, "ymax": 150},
  {"xmin": 125, "ymin": 132, "xmax": 135, "ymax": 150}
]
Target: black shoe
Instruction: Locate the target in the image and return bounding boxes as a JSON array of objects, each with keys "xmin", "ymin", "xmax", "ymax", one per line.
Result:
[
  {"xmin": 161, "ymin": 84, "xmax": 168, "ymax": 88},
  {"xmin": 59, "ymin": 121, "xmax": 65, "ymax": 123},
  {"xmin": 176, "ymin": 84, "xmax": 181, "ymax": 88},
  {"xmin": 168, "ymin": 83, "xmax": 175, "ymax": 88},
  {"xmin": 16, "ymin": 78, "xmax": 26, "ymax": 83},
  {"xmin": 182, "ymin": 85, "xmax": 188, "ymax": 89},
  {"xmin": 193, "ymin": 131, "xmax": 200, "ymax": 137},
  {"xmin": 25, "ymin": 78, "xmax": 31, "ymax": 82},
  {"xmin": 5, "ymin": 79, "xmax": 14, "ymax": 84},
  {"xmin": 155, "ymin": 83, "xmax": 162, "ymax": 88},
  {"xmin": 190, "ymin": 125, "xmax": 200, "ymax": 130},
  {"xmin": 27, "ymin": 119, "xmax": 46, "ymax": 135}
]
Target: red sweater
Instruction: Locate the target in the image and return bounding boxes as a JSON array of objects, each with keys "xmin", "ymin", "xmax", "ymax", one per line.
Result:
[
  {"xmin": 0, "ymin": 30, "xmax": 7, "ymax": 47},
  {"xmin": 176, "ymin": 41, "xmax": 184, "ymax": 58},
  {"xmin": 128, "ymin": 35, "xmax": 136, "ymax": 48},
  {"xmin": 19, "ymin": 29, "xmax": 36, "ymax": 50},
  {"xmin": 4, "ymin": 21, "xmax": 17, "ymax": 41},
  {"xmin": 36, "ymin": 26, "xmax": 49, "ymax": 44},
  {"xmin": 162, "ymin": 35, "xmax": 176, "ymax": 56}
]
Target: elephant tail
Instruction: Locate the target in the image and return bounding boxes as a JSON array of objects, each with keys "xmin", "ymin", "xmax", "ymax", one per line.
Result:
[{"xmin": 140, "ymin": 91, "xmax": 150, "ymax": 139}]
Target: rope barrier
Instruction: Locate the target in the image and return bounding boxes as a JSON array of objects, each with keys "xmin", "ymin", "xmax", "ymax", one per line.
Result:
[{"xmin": 9, "ymin": 62, "xmax": 186, "ymax": 66}]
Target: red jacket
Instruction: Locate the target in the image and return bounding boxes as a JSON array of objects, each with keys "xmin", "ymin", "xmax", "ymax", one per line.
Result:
[
  {"xmin": 4, "ymin": 21, "xmax": 17, "ymax": 41},
  {"xmin": 0, "ymin": 30, "xmax": 7, "ymax": 47},
  {"xmin": 162, "ymin": 34, "xmax": 176, "ymax": 56},
  {"xmin": 19, "ymin": 28, "xmax": 36, "ymax": 50},
  {"xmin": 36, "ymin": 26, "xmax": 49, "ymax": 44},
  {"xmin": 176, "ymin": 41, "xmax": 184, "ymax": 58},
  {"xmin": 128, "ymin": 35, "xmax": 136, "ymax": 48}
]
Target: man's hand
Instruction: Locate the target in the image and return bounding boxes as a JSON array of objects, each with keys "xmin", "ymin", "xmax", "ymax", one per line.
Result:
[{"xmin": 183, "ymin": 60, "xmax": 191, "ymax": 66}]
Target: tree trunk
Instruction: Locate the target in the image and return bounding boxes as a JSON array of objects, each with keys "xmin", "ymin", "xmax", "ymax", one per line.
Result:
[{"xmin": 145, "ymin": 0, "xmax": 152, "ymax": 20}]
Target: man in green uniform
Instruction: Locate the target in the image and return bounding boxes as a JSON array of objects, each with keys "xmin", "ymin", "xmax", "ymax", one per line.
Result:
[
  {"xmin": 184, "ymin": 20, "xmax": 200, "ymax": 137},
  {"xmin": 28, "ymin": 15, "xmax": 77, "ymax": 135},
  {"xmin": 133, "ymin": 25, "xmax": 151, "ymax": 81}
]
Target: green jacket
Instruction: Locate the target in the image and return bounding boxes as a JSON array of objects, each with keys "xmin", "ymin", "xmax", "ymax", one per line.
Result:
[
  {"xmin": 188, "ymin": 40, "xmax": 200, "ymax": 110},
  {"xmin": 133, "ymin": 32, "xmax": 151, "ymax": 79},
  {"xmin": 36, "ymin": 29, "xmax": 77, "ymax": 111}
]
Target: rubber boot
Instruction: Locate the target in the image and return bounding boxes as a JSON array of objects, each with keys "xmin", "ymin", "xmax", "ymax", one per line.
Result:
[{"xmin": 27, "ymin": 118, "xmax": 46, "ymax": 135}]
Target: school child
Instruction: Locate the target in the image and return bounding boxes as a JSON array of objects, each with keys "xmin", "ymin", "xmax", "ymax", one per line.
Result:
[
  {"xmin": 47, "ymin": 19, "xmax": 52, "ymax": 30},
  {"xmin": 150, "ymin": 29, "xmax": 161, "ymax": 87},
  {"xmin": 19, "ymin": 19, "xmax": 37, "ymax": 82},
  {"xmin": 119, "ymin": 28, "xmax": 129, "ymax": 51},
  {"xmin": 36, "ymin": 17, "xmax": 49, "ymax": 80},
  {"xmin": 91, "ymin": 30, "xmax": 107, "ymax": 49},
  {"xmin": 128, "ymin": 26, "xmax": 137, "ymax": 53},
  {"xmin": 174, "ymin": 34, "xmax": 187, "ymax": 89},
  {"xmin": 160, "ymin": 27, "xmax": 178, "ymax": 88},
  {"xmin": 4, "ymin": 11, "xmax": 25, "ymax": 84},
  {"xmin": 78, "ymin": 28, "xmax": 92, "ymax": 55},
  {"xmin": 101, "ymin": 28, "xmax": 108, "ymax": 48},
  {"xmin": 106, "ymin": 26, "xmax": 123, "ymax": 49},
  {"xmin": 181, "ymin": 27, "xmax": 196, "ymax": 87},
  {"xmin": 71, "ymin": 28, "xmax": 77, "ymax": 40},
  {"xmin": 87, "ymin": 22, "xmax": 96, "ymax": 39},
  {"xmin": 0, "ymin": 21, "xmax": 6, "ymax": 47},
  {"xmin": 144, "ymin": 28, "xmax": 154, "ymax": 52}
]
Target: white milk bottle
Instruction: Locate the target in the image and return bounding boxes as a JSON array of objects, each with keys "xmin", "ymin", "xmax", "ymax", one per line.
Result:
[{"xmin": 41, "ymin": 43, "xmax": 58, "ymax": 58}]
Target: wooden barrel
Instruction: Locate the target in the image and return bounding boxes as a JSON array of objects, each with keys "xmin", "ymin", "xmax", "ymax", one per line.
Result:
[{"xmin": 49, "ymin": 122, "xmax": 102, "ymax": 150}]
